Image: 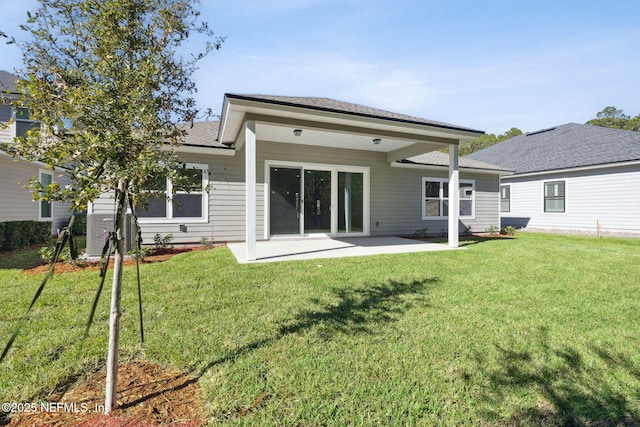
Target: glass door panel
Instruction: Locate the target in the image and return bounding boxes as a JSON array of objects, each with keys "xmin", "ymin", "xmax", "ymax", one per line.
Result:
[
  {"xmin": 338, "ymin": 172, "xmax": 364, "ymax": 233},
  {"xmin": 303, "ymin": 170, "xmax": 331, "ymax": 234},
  {"xmin": 270, "ymin": 167, "xmax": 301, "ymax": 235}
]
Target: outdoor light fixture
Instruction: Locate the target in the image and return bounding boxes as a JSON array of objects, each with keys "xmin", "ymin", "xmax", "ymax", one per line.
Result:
[
  {"xmin": 373, "ymin": 138, "xmax": 381, "ymax": 145},
  {"xmin": 293, "ymin": 129, "xmax": 302, "ymax": 136}
]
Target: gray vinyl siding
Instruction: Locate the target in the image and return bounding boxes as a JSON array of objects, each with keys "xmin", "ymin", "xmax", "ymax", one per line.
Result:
[
  {"xmin": 90, "ymin": 141, "xmax": 501, "ymax": 244},
  {"xmin": 501, "ymin": 163, "xmax": 640, "ymax": 234},
  {"xmin": 257, "ymin": 141, "xmax": 500, "ymax": 237},
  {"xmin": 0, "ymin": 155, "xmax": 72, "ymax": 234}
]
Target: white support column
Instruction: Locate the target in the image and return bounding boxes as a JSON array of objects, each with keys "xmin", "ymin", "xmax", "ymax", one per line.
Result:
[
  {"xmin": 448, "ymin": 144, "xmax": 459, "ymax": 248},
  {"xmin": 245, "ymin": 120, "xmax": 257, "ymax": 261}
]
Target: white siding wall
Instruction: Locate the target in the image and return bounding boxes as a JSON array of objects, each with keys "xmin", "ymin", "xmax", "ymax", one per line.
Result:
[
  {"xmin": 501, "ymin": 164, "xmax": 640, "ymax": 235},
  {"xmin": 0, "ymin": 155, "xmax": 72, "ymax": 234},
  {"xmin": 0, "ymin": 125, "xmax": 12, "ymax": 143}
]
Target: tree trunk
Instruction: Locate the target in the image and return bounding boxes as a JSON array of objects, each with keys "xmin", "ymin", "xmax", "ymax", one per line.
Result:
[{"xmin": 105, "ymin": 179, "xmax": 128, "ymax": 414}]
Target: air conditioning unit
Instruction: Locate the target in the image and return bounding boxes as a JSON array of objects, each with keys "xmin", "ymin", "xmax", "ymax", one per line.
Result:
[{"xmin": 86, "ymin": 213, "xmax": 135, "ymax": 257}]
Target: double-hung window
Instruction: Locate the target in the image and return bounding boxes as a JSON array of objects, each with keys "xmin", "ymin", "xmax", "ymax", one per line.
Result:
[
  {"xmin": 543, "ymin": 180, "xmax": 565, "ymax": 213},
  {"xmin": 39, "ymin": 170, "xmax": 53, "ymax": 220},
  {"xmin": 137, "ymin": 164, "xmax": 208, "ymax": 221},
  {"xmin": 15, "ymin": 108, "xmax": 40, "ymax": 138},
  {"xmin": 500, "ymin": 184, "xmax": 511, "ymax": 213},
  {"xmin": 422, "ymin": 178, "xmax": 475, "ymax": 220}
]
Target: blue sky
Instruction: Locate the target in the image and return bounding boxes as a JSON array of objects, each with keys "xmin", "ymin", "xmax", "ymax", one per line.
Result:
[{"xmin": 1, "ymin": 0, "xmax": 638, "ymax": 135}]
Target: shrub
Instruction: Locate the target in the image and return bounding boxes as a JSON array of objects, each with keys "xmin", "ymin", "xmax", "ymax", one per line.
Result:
[
  {"xmin": 503, "ymin": 226, "xmax": 516, "ymax": 236},
  {"xmin": 485, "ymin": 225, "xmax": 499, "ymax": 236},
  {"xmin": 153, "ymin": 233, "xmax": 173, "ymax": 250},
  {"xmin": 0, "ymin": 220, "xmax": 52, "ymax": 251}
]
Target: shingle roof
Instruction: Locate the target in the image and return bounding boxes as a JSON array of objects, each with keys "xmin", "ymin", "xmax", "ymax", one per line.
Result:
[
  {"xmin": 401, "ymin": 151, "xmax": 511, "ymax": 172},
  {"xmin": 225, "ymin": 94, "xmax": 484, "ymax": 134},
  {"xmin": 178, "ymin": 121, "xmax": 229, "ymax": 149},
  {"xmin": 466, "ymin": 123, "xmax": 640, "ymax": 174},
  {"xmin": 0, "ymin": 70, "xmax": 18, "ymax": 94}
]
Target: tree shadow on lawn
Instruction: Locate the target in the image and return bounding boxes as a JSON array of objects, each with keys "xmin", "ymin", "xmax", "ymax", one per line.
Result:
[
  {"xmin": 196, "ymin": 277, "xmax": 438, "ymax": 377},
  {"xmin": 474, "ymin": 326, "xmax": 640, "ymax": 426}
]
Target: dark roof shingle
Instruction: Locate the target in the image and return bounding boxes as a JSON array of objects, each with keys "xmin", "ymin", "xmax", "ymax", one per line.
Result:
[
  {"xmin": 402, "ymin": 151, "xmax": 511, "ymax": 172},
  {"xmin": 225, "ymin": 94, "xmax": 484, "ymax": 134},
  {"xmin": 178, "ymin": 121, "xmax": 229, "ymax": 149},
  {"xmin": 467, "ymin": 123, "xmax": 640, "ymax": 174}
]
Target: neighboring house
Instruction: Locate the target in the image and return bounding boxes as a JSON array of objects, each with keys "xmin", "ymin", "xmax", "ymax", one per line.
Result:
[
  {"xmin": 467, "ymin": 122, "xmax": 640, "ymax": 236},
  {"xmin": 89, "ymin": 94, "xmax": 510, "ymax": 260},
  {"xmin": 0, "ymin": 70, "xmax": 72, "ymax": 234}
]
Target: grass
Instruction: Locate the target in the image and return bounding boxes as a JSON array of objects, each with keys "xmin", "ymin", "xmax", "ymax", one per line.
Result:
[{"xmin": 1, "ymin": 232, "xmax": 639, "ymax": 425}]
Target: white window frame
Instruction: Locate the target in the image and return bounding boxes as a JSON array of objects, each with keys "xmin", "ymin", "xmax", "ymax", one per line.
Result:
[
  {"xmin": 500, "ymin": 184, "xmax": 511, "ymax": 213},
  {"xmin": 13, "ymin": 107, "xmax": 40, "ymax": 139},
  {"xmin": 422, "ymin": 177, "xmax": 475, "ymax": 220},
  {"xmin": 264, "ymin": 159, "xmax": 371, "ymax": 239},
  {"xmin": 542, "ymin": 179, "xmax": 567, "ymax": 214},
  {"xmin": 138, "ymin": 163, "xmax": 209, "ymax": 223},
  {"xmin": 38, "ymin": 169, "xmax": 53, "ymax": 221}
]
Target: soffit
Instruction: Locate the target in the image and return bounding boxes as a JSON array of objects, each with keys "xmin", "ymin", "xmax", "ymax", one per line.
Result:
[{"xmin": 219, "ymin": 97, "xmax": 479, "ymax": 154}]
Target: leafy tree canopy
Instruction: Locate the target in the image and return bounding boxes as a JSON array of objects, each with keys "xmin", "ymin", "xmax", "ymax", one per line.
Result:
[
  {"xmin": 2, "ymin": 0, "xmax": 223, "ymax": 414},
  {"xmin": 457, "ymin": 127, "xmax": 522, "ymax": 156},
  {"xmin": 9, "ymin": 0, "xmax": 223, "ymax": 212},
  {"xmin": 586, "ymin": 106, "xmax": 640, "ymax": 132}
]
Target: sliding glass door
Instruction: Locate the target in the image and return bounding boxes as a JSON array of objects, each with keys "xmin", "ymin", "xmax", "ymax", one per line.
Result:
[
  {"xmin": 269, "ymin": 164, "xmax": 367, "ymax": 237},
  {"xmin": 338, "ymin": 171, "xmax": 364, "ymax": 233},
  {"xmin": 269, "ymin": 167, "xmax": 301, "ymax": 235}
]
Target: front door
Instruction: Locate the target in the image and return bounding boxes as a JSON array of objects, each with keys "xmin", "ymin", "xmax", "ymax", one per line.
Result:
[{"xmin": 269, "ymin": 164, "xmax": 367, "ymax": 237}]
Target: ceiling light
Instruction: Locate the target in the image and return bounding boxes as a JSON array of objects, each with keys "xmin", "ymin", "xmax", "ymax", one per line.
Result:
[
  {"xmin": 372, "ymin": 138, "xmax": 381, "ymax": 145},
  {"xmin": 293, "ymin": 129, "xmax": 302, "ymax": 136}
]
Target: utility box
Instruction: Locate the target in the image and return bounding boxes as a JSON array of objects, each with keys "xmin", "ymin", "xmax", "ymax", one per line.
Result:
[{"xmin": 86, "ymin": 213, "xmax": 135, "ymax": 257}]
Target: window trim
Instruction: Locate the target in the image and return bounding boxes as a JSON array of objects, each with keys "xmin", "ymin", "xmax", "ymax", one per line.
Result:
[
  {"xmin": 500, "ymin": 184, "xmax": 511, "ymax": 213},
  {"xmin": 542, "ymin": 179, "xmax": 567, "ymax": 214},
  {"xmin": 421, "ymin": 177, "xmax": 475, "ymax": 220},
  {"xmin": 13, "ymin": 107, "xmax": 41, "ymax": 139},
  {"xmin": 137, "ymin": 163, "xmax": 209, "ymax": 223},
  {"xmin": 38, "ymin": 169, "xmax": 53, "ymax": 221}
]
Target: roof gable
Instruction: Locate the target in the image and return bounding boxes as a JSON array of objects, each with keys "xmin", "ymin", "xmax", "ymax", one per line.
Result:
[
  {"xmin": 224, "ymin": 94, "xmax": 484, "ymax": 134},
  {"xmin": 467, "ymin": 123, "xmax": 640, "ymax": 174}
]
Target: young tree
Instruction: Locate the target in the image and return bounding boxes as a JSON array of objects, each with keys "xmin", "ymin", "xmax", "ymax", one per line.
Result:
[{"xmin": 9, "ymin": 0, "xmax": 222, "ymax": 413}]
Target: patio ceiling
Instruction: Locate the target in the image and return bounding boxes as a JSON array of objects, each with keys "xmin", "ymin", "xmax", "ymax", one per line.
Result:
[{"xmin": 219, "ymin": 95, "xmax": 482, "ymax": 161}]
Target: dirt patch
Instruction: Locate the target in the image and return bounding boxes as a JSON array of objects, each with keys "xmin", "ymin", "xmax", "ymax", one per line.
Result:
[
  {"xmin": 22, "ymin": 246, "xmax": 211, "ymax": 276},
  {"xmin": 8, "ymin": 360, "xmax": 207, "ymax": 427}
]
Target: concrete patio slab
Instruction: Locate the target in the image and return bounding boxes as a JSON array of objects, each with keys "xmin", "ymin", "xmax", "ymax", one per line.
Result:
[{"xmin": 227, "ymin": 236, "xmax": 459, "ymax": 264}]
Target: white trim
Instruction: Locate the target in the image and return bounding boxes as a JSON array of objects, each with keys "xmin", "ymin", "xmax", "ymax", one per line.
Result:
[
  {"xmin": 421, "ymin": 177, "xmax": 475, "ymax": 220},
  {"xmin": 504, "ymin": 160, "xmax": 640, "ymax": 179},
  {"xmin": 137, "ymin": 162, "xmax": 209, "ymax": 224},
  {"xmin": 448, "ymin": 146, "xmax": 459, "ymax": 248},
  {"xmin": 391, "ymin": 160, "xmax": 512, "ymax": 176},
  {"xmin": 246, "ymin": 121, "xmax": 257, "ymax": 261},
  {"xmin": 38, "ymin": 169, "xmax": 53, "ymax": 221},
  {"xmin": 541, "ymin": 178, "xmax": 568, "ymax": 215},
  {"xmin": 161, "ymin": 144, "xmax": 236, "ymax": 156},
  {"xmin": 264, "ymin": 159, "xmax": 370, "ymax": 239}
]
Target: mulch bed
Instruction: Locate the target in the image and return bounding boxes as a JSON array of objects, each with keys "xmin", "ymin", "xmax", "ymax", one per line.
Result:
[
  {"xmin": 22, "ymin": 246, "xmax": 206, "ymax": 276},
  {"xmin": 8, "ymin": 361, "xmax": 207, "ymax": 427}
]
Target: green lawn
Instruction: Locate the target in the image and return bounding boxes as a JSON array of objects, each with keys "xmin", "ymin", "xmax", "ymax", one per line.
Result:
[{"xmin": 1, "ymin": 232, "xmax": 639, "ymax": 425}]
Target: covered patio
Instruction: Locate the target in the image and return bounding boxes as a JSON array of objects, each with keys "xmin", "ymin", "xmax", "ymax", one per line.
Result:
[
  {"xmin": 217, "ymin": 94, "xmax": 483, "ymax": 261},
  {"xmin": 227, "ymin": 236, "xmax": 459, "ymax": 264}
]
